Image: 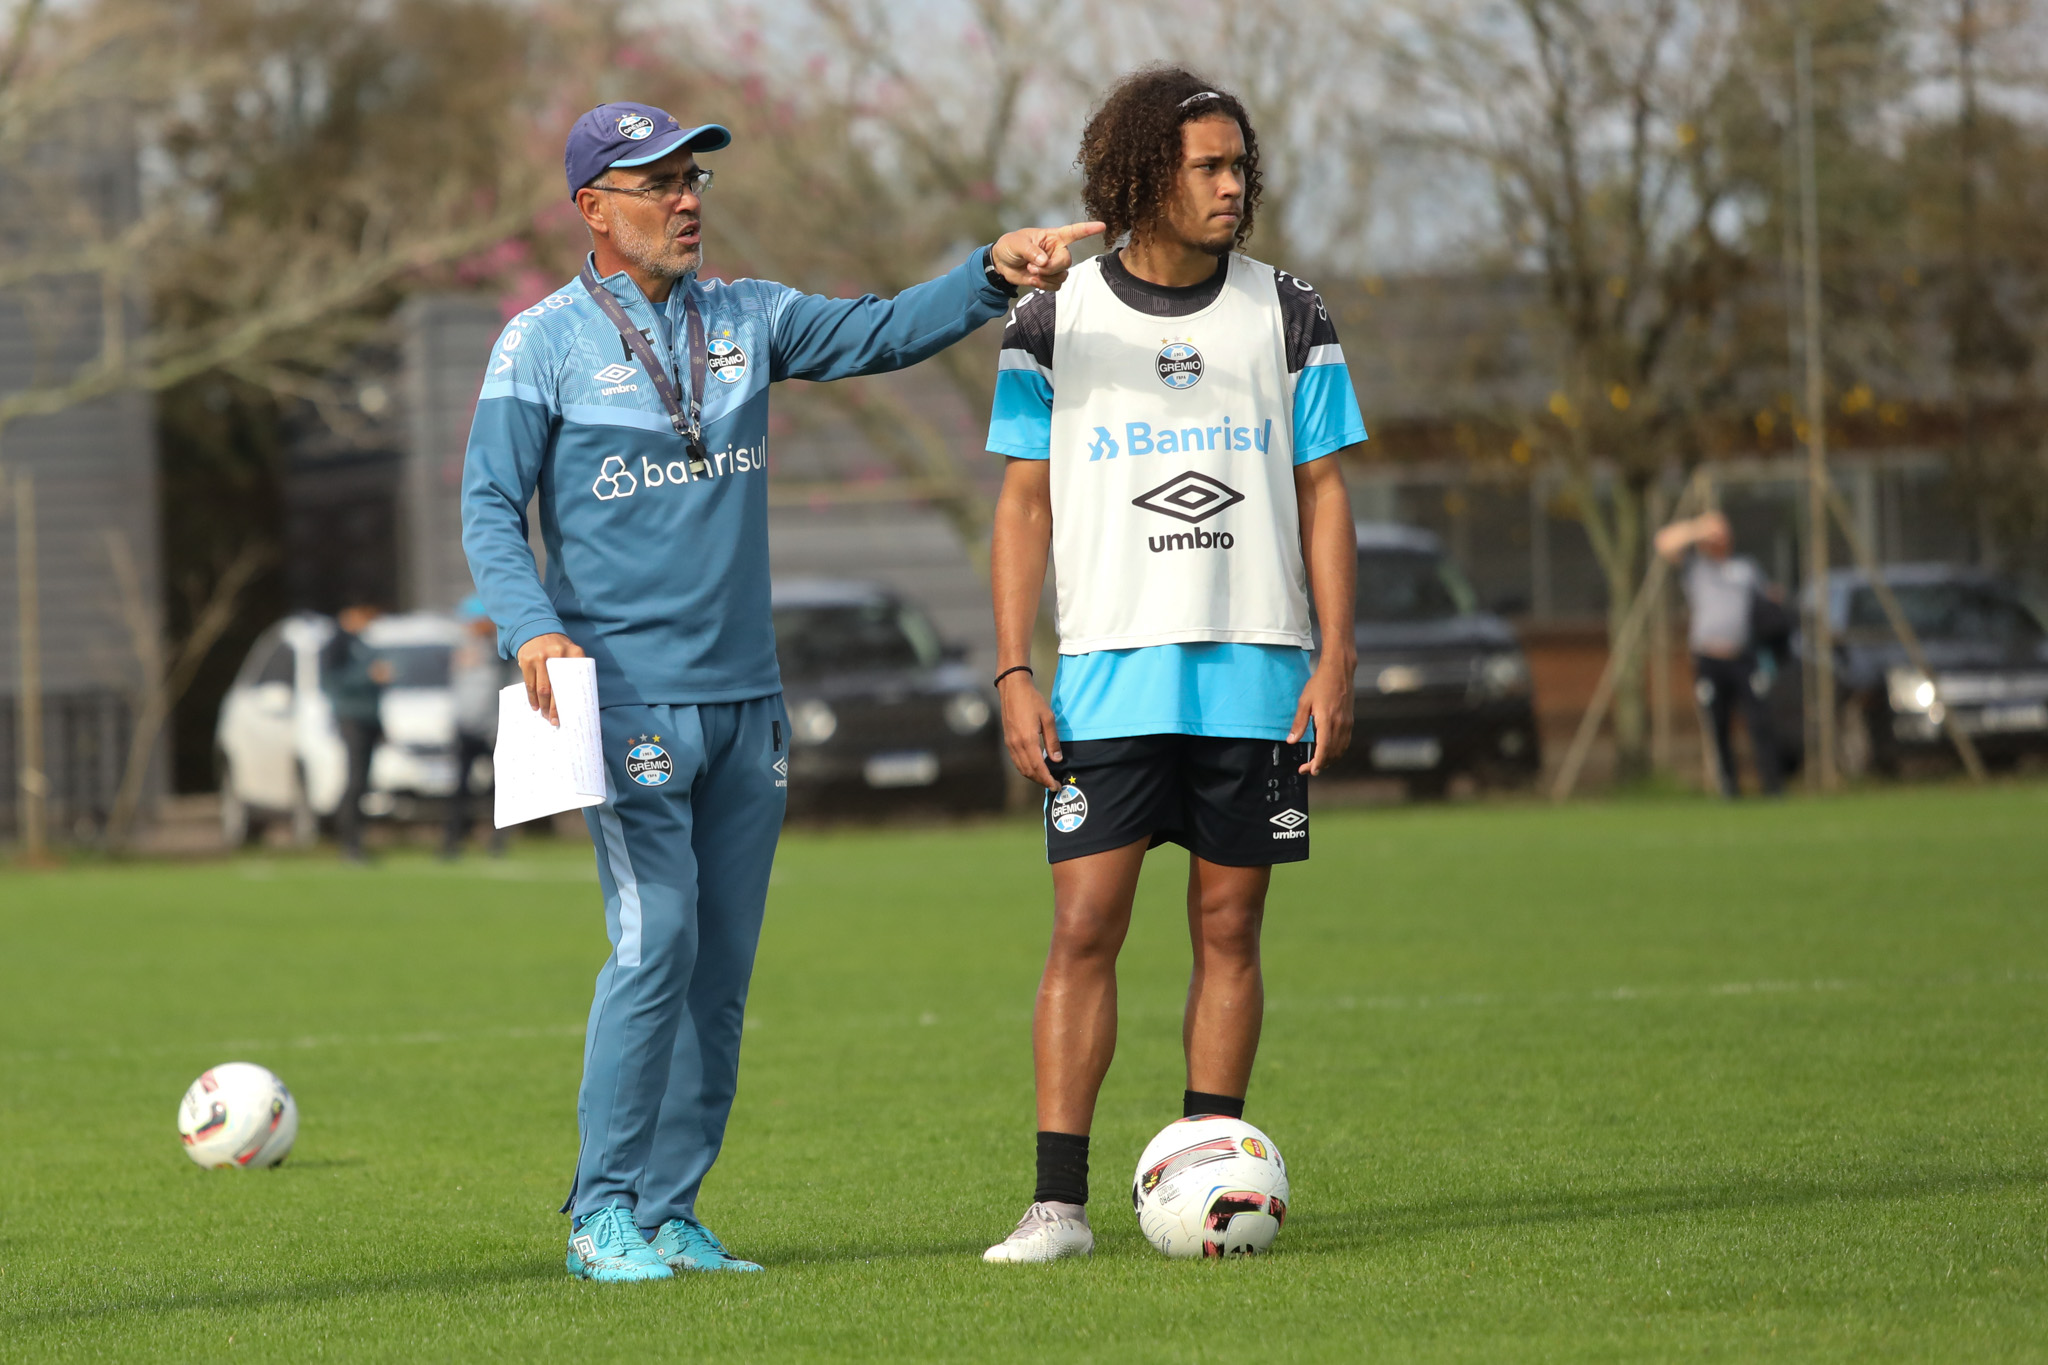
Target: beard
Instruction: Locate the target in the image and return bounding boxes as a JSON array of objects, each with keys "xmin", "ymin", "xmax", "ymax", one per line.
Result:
[{"xmin": 611, "ymin": 210, "xmax": 703, "ymax": 281}]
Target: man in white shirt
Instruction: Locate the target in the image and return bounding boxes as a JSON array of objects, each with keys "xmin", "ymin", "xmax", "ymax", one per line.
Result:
[{"xmin": 1655, "ymin": 510, "xmax": 1785, "ymax": 796}]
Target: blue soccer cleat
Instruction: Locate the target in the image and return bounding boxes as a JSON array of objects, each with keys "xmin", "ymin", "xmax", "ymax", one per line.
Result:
[
  {"xmin": 566, "ymin": 1204, "xmax": 673, "ymax": 1282},
  {"xmin": 647, "ymin": 1217, "xmax": 763, "ymax": 1273}
]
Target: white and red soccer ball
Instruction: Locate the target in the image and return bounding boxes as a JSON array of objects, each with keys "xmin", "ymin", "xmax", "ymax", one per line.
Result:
[
  {"xmin": 177, "ymin": 1063, "xmax": 298, "ymax": 1169},
  {"xmin": 1132, "ymin": 1115, "xmax": 1289, "ymax": 1257}
]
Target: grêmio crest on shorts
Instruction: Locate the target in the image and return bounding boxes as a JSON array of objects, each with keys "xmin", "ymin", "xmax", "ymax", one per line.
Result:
[{"xmin": 1043, "ymin": 254, "xmax": 1310, "ymax": 657}]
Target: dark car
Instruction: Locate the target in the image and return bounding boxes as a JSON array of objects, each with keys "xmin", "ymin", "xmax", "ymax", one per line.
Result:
[
  {"xmin": 1338, "ymin": 523, "xmax": 1542, "ymax": 797},
  {"xmin": 1771, "ymin": 565, "xmax": 2048, "ymax": 778},
  {"xmin": 773, "ymin": 579, "xmax": 1008, "ymax": 816}
]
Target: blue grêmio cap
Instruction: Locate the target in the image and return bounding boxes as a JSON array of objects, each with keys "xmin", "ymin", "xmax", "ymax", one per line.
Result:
[{"xmin": 565, "ymin": 101, "xmax": 731, "ymax": 201}]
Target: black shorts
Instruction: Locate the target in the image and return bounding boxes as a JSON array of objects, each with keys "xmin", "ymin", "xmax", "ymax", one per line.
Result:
[{"xmin": 1044, "ymin": 735, "xmax": 1312, "ymax": 866}]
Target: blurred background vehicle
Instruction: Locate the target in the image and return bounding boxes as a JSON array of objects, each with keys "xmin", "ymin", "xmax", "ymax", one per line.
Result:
[
  {"xmin": 773, "ymin": 579, "xmax": 1005, "ymax": 818},
  {"xmin": 1336, "ymin": 523, "xmax": 1542, "ymax": 799},
  {"xmin": 1772, "ymin": 566, "xmax": 2048, "ymax": 779},
  {"xmin": 214, "ymin": 612, "xmax": 466, "ymax": 845}
]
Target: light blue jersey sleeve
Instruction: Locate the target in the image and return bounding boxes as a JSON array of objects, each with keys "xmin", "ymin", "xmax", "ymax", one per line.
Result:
[
  {"xmin": 988, "ymin": 362, "xmax": 1053, "ymax": 459},
  {"xmin": 1291, "ymin": 348, "xmax": 1369, "ymax": 465},
  {"xmin": 987, "ymin": 287, "xmax": 1055, "ymax": 459},
  {"xmin": 462, "ymin": 310, "xmax": 569, "ymax": 660}
]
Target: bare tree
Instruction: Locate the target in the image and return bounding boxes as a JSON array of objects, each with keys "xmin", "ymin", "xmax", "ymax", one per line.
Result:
[
  {"xmin": 101, "ymin": 533, "xmax": 269, "ymax": 850},
  {"xmin": 631, "ymin": 0, "xmax": 1385, "ymax": 561},
  {"xmin": 0, "ymin": 0, "xmax": 560, "ymax": 436},
  {"xmin": 1376, "ymin": 0, "xmax": 1763, "ymax": 779},
  {"xmin": 1908, "ymin": 0, "xmax": 2048, "ymax": 565},
  {"xmin": 0, "ymin": 0, "xmax": 597, "ymax": 840}
]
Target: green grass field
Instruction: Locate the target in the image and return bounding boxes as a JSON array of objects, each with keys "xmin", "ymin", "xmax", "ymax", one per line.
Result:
[{"xmin": 5, "ymin": 785, "xmax": 2048, "ymax": 1361}]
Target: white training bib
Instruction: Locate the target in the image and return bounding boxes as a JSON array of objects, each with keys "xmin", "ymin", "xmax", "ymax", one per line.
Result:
[{"xmin": 1047, "ymin": 254, "xmax": 1309, "ymax": 654}]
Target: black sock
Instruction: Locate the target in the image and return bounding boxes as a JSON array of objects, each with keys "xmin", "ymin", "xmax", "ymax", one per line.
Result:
[
  {"xmin": 1184, "ymin": 1089, "xmax": 1245, "ymax": 1120},
  {"xmin": 1034, "ymin": 1131, "xmax": 1089, "ymax": 1206}
]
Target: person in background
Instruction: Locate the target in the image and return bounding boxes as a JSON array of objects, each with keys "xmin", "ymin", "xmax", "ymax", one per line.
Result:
[
  {"xmin": 321, "ymin": 604, "xmax": 392, "ymax": 860},
  {"xmin": 1654, "ymin": 510, "xmax": 1784, "ymax": 797},
  {"xmin": 443, "ymin": 597, "xmax": 510, "ymax": 859}
]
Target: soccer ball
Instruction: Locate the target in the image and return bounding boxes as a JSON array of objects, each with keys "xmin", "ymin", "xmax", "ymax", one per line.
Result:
[
  {"xmin": 177, "ymin": 1063, "xmax": 298, "ymax": 1169},
  {"xmin": 1132, "ymin": 1115, "xmax": 1289, "ymax": 1258}
]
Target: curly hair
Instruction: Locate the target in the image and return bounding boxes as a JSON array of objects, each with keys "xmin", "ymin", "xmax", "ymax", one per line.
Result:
[{"xmin": 1078, "ymin": 66, "xmax": 1261, "ymax": 250}]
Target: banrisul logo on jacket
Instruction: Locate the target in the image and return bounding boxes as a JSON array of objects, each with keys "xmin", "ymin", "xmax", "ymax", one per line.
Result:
[{"xmin": 707, "ymin": 336, "xmax": 747, "ymax": 384}]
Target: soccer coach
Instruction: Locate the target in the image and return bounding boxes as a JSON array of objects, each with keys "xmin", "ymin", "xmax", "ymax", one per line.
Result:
[{"xmin": 461, "ymin": 102, "xmax": 1101, "ymax": 1283}]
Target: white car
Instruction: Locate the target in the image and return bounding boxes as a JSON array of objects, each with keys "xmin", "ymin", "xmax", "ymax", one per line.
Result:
[{"xmin": 214, "ymin": 612, "xmax": 470, "ymax": 846}]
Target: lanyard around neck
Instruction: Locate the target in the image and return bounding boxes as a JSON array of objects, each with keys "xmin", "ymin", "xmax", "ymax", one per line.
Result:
[{"xmin": 578, "ymin": 259, "xmax": 710, "ymax": 478}]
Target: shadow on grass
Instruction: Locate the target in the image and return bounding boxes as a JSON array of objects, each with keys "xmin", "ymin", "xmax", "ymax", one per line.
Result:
[
  {"xmin": 744, "ymin": 1233, "xmax": 1003, "ymax": 1268},
  {"xmin": 2, "ymin": 1257, "xmax": 560, "ymax": 1331},
  {"xmin": 12, "ymin": 1161, "xmax": 2042, "ymax": 1330},
  {"xmin": 1304, "ymin": 1160, "xmax": 2048, "ymax": 1250}
]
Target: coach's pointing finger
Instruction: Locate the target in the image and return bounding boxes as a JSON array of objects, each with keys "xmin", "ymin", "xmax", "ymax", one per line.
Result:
[{"xmin": 990, "ymin": 221, "xmax": 1106, "ymax": 292}]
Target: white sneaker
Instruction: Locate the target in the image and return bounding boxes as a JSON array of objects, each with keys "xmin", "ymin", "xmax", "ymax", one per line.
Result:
[{"xmin": 982, "ymin": 1201, "xmax": 1094, "ymax": 1263}]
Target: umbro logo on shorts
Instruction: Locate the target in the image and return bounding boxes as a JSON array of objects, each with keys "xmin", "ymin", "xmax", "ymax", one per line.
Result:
[{"xmin": 1270, "ymin": 808, "xmax": 1307, "ymax": 840}]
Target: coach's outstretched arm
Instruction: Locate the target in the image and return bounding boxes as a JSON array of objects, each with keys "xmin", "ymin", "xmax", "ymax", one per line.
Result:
[{"xmin": 770, "ymin": 224, "xmax": 1102, "ymax": 383}]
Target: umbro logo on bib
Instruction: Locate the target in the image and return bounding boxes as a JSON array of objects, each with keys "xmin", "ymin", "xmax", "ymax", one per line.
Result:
[{"xmin": 1131, "ymin": 471, "xmax": 1244, "ymax": 524}]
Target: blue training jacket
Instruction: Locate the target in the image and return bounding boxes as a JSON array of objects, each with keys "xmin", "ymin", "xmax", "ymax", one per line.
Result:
[{"xmin": 461, "ymin": 248, "xmax": 1011, "ymax": 706}]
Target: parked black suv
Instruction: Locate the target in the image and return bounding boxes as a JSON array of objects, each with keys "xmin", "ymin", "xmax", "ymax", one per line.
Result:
[
  {"xmin": 1771, "ymin": 565, "xmax": 2048, "ymax": 777},
  {"xmin": 1338, "ymin": 523, "xmax": 1542, "ymax": 796},
  {"xmin": 773, "ymin": 579, "xmax": 1008, "ymax": 816}
]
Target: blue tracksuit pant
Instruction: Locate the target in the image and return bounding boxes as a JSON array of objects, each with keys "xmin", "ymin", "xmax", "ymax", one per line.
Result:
[{"xmin": 569, "ymin": 695, "xmax": 788, "ymax": 1229}]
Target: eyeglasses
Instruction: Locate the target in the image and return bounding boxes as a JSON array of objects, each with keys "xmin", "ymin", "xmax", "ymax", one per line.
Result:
[{"xmin": 589, "ymin": 169, "xmax": 714, "ymax": 204}]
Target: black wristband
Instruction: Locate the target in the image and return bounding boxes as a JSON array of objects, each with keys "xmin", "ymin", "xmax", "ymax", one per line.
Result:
[
  {"xmin": 982, "ymin": 245, "xmax": 1019, "ymax": 298},
  {"xmin": 993, "ymin": 664, "xmax": 1033, "ymax": 689}
]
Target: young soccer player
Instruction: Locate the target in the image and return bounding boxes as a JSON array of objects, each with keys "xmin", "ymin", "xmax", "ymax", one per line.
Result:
[{"xmin": 979, "ymin": 67, "xmax": 1369, "ymax": 1263}]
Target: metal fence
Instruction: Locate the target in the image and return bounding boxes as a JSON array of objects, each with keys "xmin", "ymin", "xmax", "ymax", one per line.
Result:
[
  {"xmin": 0, "ymin": 691, "xmax": 135, "ymax": 841},
  {"xmin": 1348, "ymin": 450, "xmax": 2003, "ymax": 623}
]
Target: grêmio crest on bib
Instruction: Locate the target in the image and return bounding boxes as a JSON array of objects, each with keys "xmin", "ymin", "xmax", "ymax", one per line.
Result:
[{"xmin": 1156, "ymin": 341, "xmax": 1203, "ymax": 389}]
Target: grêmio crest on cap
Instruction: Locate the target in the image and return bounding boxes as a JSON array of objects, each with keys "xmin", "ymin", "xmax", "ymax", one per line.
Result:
[{"xmin": 617, "ymin": 113, "xmax": 655, "ymax": 140}]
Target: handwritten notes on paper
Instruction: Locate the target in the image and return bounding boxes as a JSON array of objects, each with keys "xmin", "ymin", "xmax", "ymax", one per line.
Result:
[{"xmin": 492, "ymin": 657, "xmax": 606, "ymax": 828}]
